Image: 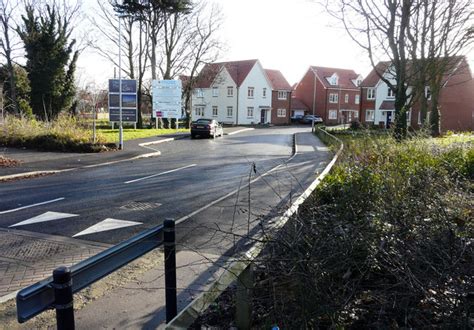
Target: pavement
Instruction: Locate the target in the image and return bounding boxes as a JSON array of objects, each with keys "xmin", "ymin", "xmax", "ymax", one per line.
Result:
[
  {"xmin": 0, "ymin": 125, "xmax": 331, "ymax": 328},
  {"xmin": 0, "ymin": 126, "xmax": 251, "ymax": 179}
]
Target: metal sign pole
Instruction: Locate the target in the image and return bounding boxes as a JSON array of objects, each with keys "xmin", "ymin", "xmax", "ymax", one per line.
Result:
[{"xmin": 118, "ymin": 14, "xmax": 124, "ymax": 150}]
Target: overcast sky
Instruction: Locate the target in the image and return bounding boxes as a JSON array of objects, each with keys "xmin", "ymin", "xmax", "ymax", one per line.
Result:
[{"xmin": 77, "ymin": 0, "xmax": 474, "ymax": 87}]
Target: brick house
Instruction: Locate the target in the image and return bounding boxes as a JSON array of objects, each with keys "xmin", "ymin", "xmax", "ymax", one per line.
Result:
[
  {"xmin": 360, "ymin": 57, "xmax": 474, "ymax": 132},
  {"xmin": 264, "ymin": 69, "xmax": 292, "ymax": 125},
  {"xmin": 293, "ymin": 66, "xmax": 363, "ymax": 124}
]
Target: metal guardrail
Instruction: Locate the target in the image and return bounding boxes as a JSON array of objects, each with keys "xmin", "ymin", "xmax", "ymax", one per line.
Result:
[
  {"xmin": 16, "ymin": 224, "xmax": 165, "ymax": 323},
  {"xmin": 166, "ymin": 129, "xmax": 344, "ymax": 328}
]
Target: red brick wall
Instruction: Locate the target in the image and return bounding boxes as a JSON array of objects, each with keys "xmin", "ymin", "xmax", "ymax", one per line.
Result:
[
  {"xmin": 294, "ymin": 69, "xmax": 361, "ymax": 125},
  {"xmin": 271, "ymin": 90, "xmax": 291, "ymax": 125},
  {"xmin": 360, "ymin": 87, "xmax": 376, "ymax": 124}
]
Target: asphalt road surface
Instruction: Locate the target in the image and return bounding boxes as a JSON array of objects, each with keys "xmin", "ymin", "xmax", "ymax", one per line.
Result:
[{"xmin": 0, "ymin": 127, "xmax": 330, "ymax": 256}]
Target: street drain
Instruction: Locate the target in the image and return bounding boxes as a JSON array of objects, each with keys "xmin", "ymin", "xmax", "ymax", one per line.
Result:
[{"xmin": 120, "ymin": 201, "xmax": 162, "ymax": 211}]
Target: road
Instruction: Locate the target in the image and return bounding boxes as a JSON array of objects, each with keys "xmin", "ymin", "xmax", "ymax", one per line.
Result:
[{"xmin": 0, "ymin": 127, "xmax": 330, "ymax": 255}]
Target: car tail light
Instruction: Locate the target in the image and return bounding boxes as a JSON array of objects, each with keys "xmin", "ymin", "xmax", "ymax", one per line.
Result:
[{"xmin": 206, "ymin": 125, "xmax": 210, "ymax": 129}]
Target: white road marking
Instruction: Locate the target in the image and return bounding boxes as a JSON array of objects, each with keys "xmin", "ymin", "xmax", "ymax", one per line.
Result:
[
  {"xmin": 124, "ymin": 164, "xmax": 197, "ymax": 184},
  {"xmin": 9, "ymin": 211, "xmax": 78, "ymax": 227},
  {"xmin": 72, "ymin": 218, "xmax": 142, "ymax": 237},
  {"xmin": 0, "ymin": 197, "xmax": 65, "ymax": 215}
]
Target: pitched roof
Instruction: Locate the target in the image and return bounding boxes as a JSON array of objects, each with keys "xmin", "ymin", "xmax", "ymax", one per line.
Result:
[
  {"xmin": 264, "ymin": 69, "xmax": 292, "ymax": 91},
  {"xmin": 195, "ymin": 59, "xmax": 258, "ymax": 88},
  {"xmin": 311, "ymin": 66, "xmax": 361, "ymax": 89},
  {"xmin": 380, "ymin": 100, "xmax": 395, "ymax": 110},
  {"xmin": 360, "ymin": 62, "xmax": 390, "ymax": 87},
  {"xmin": 291, "ymin": 98, "xmax": 309, "ymax": 110}
]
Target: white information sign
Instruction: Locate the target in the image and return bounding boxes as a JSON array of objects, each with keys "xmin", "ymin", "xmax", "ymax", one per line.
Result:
[{"xmin": 152, "ymin": 80, "xmax": 182, "ymax": 119}]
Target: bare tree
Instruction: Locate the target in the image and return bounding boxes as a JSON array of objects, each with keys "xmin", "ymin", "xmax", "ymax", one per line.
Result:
[
  {"xmin": 0, "ymin": 0, "xmax": 22, "ymax": 115},
  {"xmin": 89, "ymin": 0, "xmax": 148, "ymax": 127},
  {"xmin": 325, "ymin": 0, "xmax": 473, "ymax": 138}
]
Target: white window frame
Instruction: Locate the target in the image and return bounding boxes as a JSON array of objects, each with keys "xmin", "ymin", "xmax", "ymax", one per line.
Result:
[
  {"xmin": 365, "ymin": 109, "xmax": 375, "ymax": 122},
  {"xmin": 227, "ymin": 86, "xmax": 233, "ymax": 97},
  {"xmin": 212, "ymin": 106, "xmax": 218, "ymax": 117},
  {"xmin": 248, "ymin": 87, "xmax": 254, "ymax": 98},
  {"xmin": 212, "ymin": 87, "xmax": 219, "ymax": 97},
  {"xmin": 344, "ymin": 94, "xmax": 349, "ymax": 103},
  {"xmin": 277, "ymin": 91, "xmax": 287, "ymax": 100},
  {"xmin": 194, "ymin": 106, "xmax": 204, "ymax": 117},
  {"xmin": 406, "ymin": 109, "xmax": 411, "ymax": 126},
  {"xmin": 226, "ymin": 106, "xmax": 233, "ymax": 117},
  {"xmin": 195, "ymin": 89, "xmax": 203, "ymax": 98},
  {"xmin": 425, "ymin": 86, "xmax": 432, "ymax": 100},
  {"xmin": 367, "ymin": 88, "xmax": 375, "ymax": 100},
  {"xmin": 328, "ymin": 109, "xmax": 337, "ymax": 119},
  {"xmin": 247, "ymin": 107, "xmax": 254, "ymax": 118},
  {"xmin": 277, "ymin": 108, "xmax": 286, "ymax": 117},
  {"xmin": 355, "ymin": 94, "xmax": 360, "ymax": 104},
  {"xmin": 418, "ymin": 111, "xmax": 422, "ymax": 125},
  {"xmin": 354, "ymin": 111, "xmax": 359, "ymax": 118},
  {"xmin": 329, "ymin": 93, "xmax": 338, "ymax": 103},
  {"xmin": 262, "ymin": 88, "xmax": 267, "ymax": 98},
  {"xmin": 387, "ymin": 88, "xmax": 395, "ymax": 99}
]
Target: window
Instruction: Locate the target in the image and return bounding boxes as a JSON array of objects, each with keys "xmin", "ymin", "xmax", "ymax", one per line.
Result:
[
  {"xmin": 247, "ymin": 107, "xmax": 254, "ymax": 118},
  {"xmin": 277, "ymin": 108, "xmax": 286, "ymax": 117},
  {"xmin": 406, "ymin": 109, "xmax": 411, "ymax": 126},
  {"xmin": 278, "ymin": 91, "xmax": 287, "ymax": 100},
  {"xmin": 226, "ymin": 106, "xmax": 233, "ymax": 117},
  {"xmin": 212, "ymin": 87, "xmax": 219, "ymax": 97},
  {"xmin": 248, "ymin": 87, "xmax": 254, "ymax": 98},
  {"xmin": 355, "ymin": 94, "xmax": 360, "ymax": 104},
  {"xmin": 367, "ymin": 88, "xmax": 375, "ymax": 100},
  {"xmin": 425, "ymin": 86, "xmax": 431, "ymax": 100},
  {"xmin": 212, "ymin": 106, "xmax": 218, "ymax": 117},
  {"xmin": 194, "ymin": 106, "xmax": 204, "ymax": 116},
  {"xmin": 329, "ymin": 93, "xmax": 338, "ymax": 103},
  {"xmin": 356, "ymin": 79, "xmax": 362, "ymax": 86},
  {"xmin": 262, "ymin": 88, "xmax": 267, "ymax": 98},
  {"xmin": 354, "ymin": 111, "xmax": 359, "ymax": 118},
  {"xmin": 365, "ymin": 109, "xmax": 375, "ymax": 122},
  {"xmin": 227, "ymin": 86, "xmax": 233, "ymax": 97},
  {"xmin": 329, "ymin": 73, "xmax": 338, "ymax": 86},
  {"xmin": 328, "ymin": 110, "xmax": 337, "ymax": 119},
  {"xmin": 387, "ymin": 88, "xmax": 395, "ymax": 98},
  {"xmin": 195, "ymin": 89, "xmax": 203, "ymax": 98},
  {"xmin": 344, "ymin": 94, "xmax": 349, "ymax": 103}
]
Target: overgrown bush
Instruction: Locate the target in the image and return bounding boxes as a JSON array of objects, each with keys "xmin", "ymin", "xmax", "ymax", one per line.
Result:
[
  {"xmin": 253, "ymin": 132, "xmax": 474, "ymax": 328},
  {"xmin": 0, "ymin": 114, "xmax": 116, "ymax": 152}
]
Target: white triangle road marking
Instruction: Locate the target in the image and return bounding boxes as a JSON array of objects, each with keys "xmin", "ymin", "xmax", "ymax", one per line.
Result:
[
  {"xmin": 9, "ymin": 211, "xmax": 78, "ymax": 227},
  {"xmin": 72, "ymin": 218, "xmax": 142, "ymax": 237}
]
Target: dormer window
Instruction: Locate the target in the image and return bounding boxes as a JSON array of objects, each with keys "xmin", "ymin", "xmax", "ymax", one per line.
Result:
[
  {"xmin": 356, "ymin": 79, "xmax": 362, "ymax": 86},
  {"xmin": 329, "ymin": 73, "xmax": 339, "ymax": 86}
]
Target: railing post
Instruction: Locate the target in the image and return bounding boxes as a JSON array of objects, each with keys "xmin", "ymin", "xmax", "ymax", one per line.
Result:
[
  {"xmin": 235, "ymin": 263, "xmax": 254, "ymax": 329},
  {"xmin": 52, "ymin": 266, "xmax": 75, "ymax": 330},
  {"xmin": 164, "ymin": 218, "xmax": 177, "ymax": 323}
]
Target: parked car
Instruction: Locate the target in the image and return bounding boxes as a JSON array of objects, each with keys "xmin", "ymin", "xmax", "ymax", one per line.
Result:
[
  {"xmin": 300, "ymin": 115, "xmax": 323, "ymax": 124},
  {"xmin": 191, "ymin": 119, "xmax": 223, "ymax": 139},
  {"xmin": 290, "ymin": 114, "xmax": 304, "ymax": 123}
]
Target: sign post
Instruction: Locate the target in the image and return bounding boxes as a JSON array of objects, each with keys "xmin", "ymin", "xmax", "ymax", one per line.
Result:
[
  {"xmin": 152, "ymin": 80, "xmax": 182, "ymax": 130},
  {"xmin": 108, "ymin": 79, "xmax": 137, "ymax": 147}
]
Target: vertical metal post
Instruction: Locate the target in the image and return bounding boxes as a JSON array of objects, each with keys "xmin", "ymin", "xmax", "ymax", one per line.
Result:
[
  {"xmin": 164, "ymin": 219, "xmax": 177, "ymax": 323},
  {"xmin": 53, "ymin": 266, "xmax": 75, "ymax": 330},
  {"xmin": 118, "ymin": 13, "xmax": 124, "ymax": 150},
  {"xmin": 235, "ymin": 264, "xmax": 254, "ymax": 329}
]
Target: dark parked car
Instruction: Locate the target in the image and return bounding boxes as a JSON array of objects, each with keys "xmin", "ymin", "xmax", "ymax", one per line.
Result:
[
  {"xmin": 300, "ymin": 115, "xmax": 323, "ymax": 124},
  {"xmin": 191, "ymin": 118, "xmax": 223, "ymax": 139},
  {"xmin": 290, "ymin": 114, "xmax": 304, "ymax": 123}
]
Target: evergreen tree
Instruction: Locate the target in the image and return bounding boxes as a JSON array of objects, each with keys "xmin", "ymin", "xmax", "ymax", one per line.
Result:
[
  {"xmin": 0, "ymin": 64, "xmax": 32, "ymax": 117},
  {"xmin": 17, "ymin": 4, "xmax": 78, "ymax": 120}
]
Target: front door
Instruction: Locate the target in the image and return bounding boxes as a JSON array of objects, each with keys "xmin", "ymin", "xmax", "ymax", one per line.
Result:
[
  {"xmin": 260, "ymin": 110, "xmax": 266, "ymax": 124},
  {"xmin": 386, "ymin": 111, "xmax": 392, "ymax": 128}
]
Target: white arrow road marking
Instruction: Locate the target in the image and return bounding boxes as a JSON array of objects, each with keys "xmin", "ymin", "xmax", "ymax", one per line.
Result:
[
  {"xmin": 0, "ymin": 197, "xmax": 65, "ymax": 215},
  {"xmin": 72, "ymin": 218, "xmax": 142, "ymax": 237},
  {"xmin": 124, "ymin": 164, "xmax": 197, "ymax": 184},
  {"xmin": 9, "ymin": 211, "xmax": 78, "ymax": 227}
]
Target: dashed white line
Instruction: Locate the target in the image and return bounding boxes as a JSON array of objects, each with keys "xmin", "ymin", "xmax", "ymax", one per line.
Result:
[
  {"xmin": 124, "ymin": 164, "xmax": 197, "ymax": 184},
  {"xmin": 0, "ymin": 197, "xmax": 65, "ymax": 215}
]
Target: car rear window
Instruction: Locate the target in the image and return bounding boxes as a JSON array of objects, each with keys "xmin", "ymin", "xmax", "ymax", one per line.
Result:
[{"xmin": 195, "ymin": 119, "xmax": 211, "ymax": 124}]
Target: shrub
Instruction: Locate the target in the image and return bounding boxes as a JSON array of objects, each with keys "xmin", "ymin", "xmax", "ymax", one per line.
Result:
[
  {"xmin": 0, "ymin": 114, "xmax": 116, "ymax": 152},
  {"xmin": 254, "ymin": 133, "xmax": 473, "ymax": 328}
]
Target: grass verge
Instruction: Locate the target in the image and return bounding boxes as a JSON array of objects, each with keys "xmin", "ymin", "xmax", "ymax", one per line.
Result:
[{"xmin": 99, "ymin": 128, "xmax": 189, "ymax": 143}]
